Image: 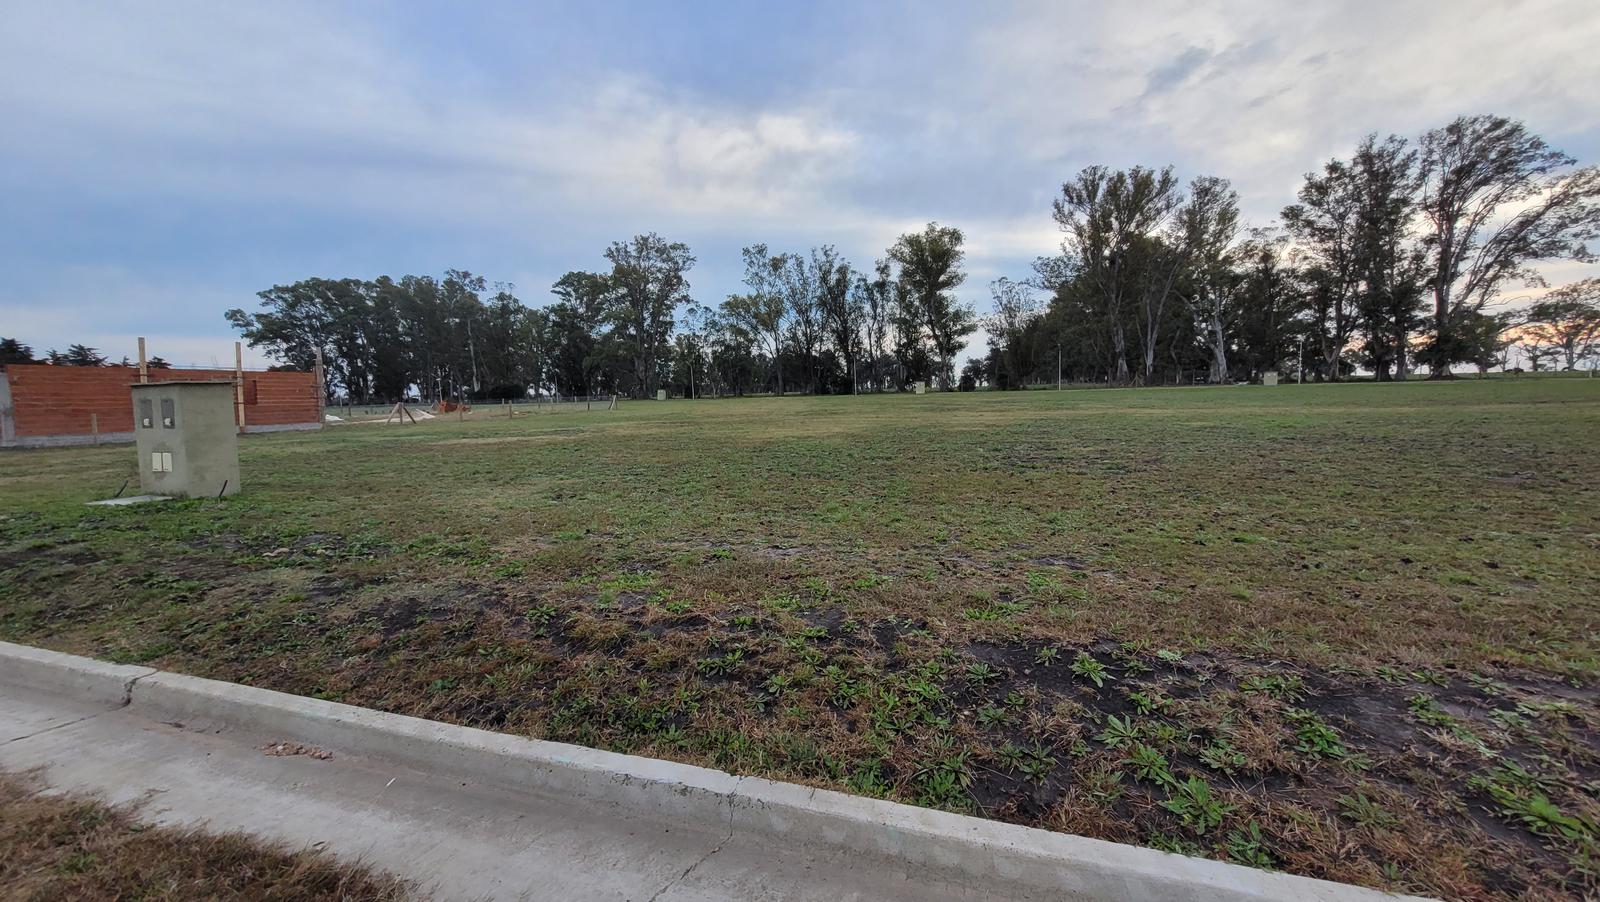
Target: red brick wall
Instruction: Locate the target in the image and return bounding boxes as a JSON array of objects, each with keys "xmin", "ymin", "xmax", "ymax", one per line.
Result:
[{"xmin": 1, "ymin": 364, "xmax": 320, "ymax": 440}]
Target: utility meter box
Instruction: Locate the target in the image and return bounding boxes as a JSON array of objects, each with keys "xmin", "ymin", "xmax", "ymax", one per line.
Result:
[{"xmin": 130, "ymin": 381, "xmax": 240, "ymax": 498}]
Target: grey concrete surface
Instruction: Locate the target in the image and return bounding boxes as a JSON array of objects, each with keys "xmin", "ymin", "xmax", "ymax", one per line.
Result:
[
  {"xmin": 0, "ymin": 642, "xmax": 1426, "ymax": 901},
  {"xmin": 130, "ymin": 381, "xmax": 239, "ymax": 498}
]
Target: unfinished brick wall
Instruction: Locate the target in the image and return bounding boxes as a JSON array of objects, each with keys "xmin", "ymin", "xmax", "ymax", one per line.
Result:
[{"xmin": 0, "ymin": 364, "xmax": 322, "ymax": 448}]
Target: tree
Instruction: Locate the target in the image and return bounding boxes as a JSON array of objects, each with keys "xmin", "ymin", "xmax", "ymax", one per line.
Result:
[
  {"xmin": 548, "ymin": 271, "xmax": 611, "ymax": 397},
  {"xmin": 1054, "ymin": 166, "xmax": 1184, "ymax": 384},
  {"xmin": 1232, "ymin": 229, "xmax": 1307, "ymax": 380},
  {"xmin": 722, "ymin": 244, "xmax": 790, "ymax": 395},
  {"xmin": 888, "ymin": 222, "xmax": 975, "ymax": 389},
  {"xmin": 64, "ymin": 344, "xmax": 107, "ymax": 366},
  {"xmin": 1417, "ymin": 115, "xmax": 1600, "ymax": 374},
  {"xmin": 1522, "ymin": 280, "xmax": 1600, "ymax": 371},
  {"xmin": 984, "ymin": 278, "xmax": 1041, "ymax": 388},
  {"xmin": 1349, "ymin": 134, "xmax": 1427, "ymax": 381},
  {"xmin": 0, "ymin": 338, "xmax": 35, "ymax": 365},
  {"xmin": 1174, "ymin": 176, "xmax": 1241, "ymax": 384},
  {"xmin": 603, "ymin": 234, "xmax": 694, "ymax": 399},
  {"xmin": 855, "ymin": 260, "xmax": 895, "ymax": 392},
  {"xmin": 1284, "ymin": 156, "xmax": 1363, "ymax": 381},
  {"xmin": 228, "ymin": 277, "xmax": 372, "ymax": 401},
  {"xmin": 1521, "ymin": 337, "xmax": 1555, "ymax": 372},
  {"xmin": 814, "ymin": 246, "xmax": 862, "ymax": 393},
  {"xmin": 1456, "ymin": 311, "xmax": 1517, "ymax": 375},
  {"xmin": 778, "ymin": 251, "xmax": 823, "ymax": 393}
]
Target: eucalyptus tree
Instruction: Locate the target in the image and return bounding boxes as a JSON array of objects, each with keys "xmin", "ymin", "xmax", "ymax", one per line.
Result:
[
  {"xmin": 1054, "ymin": 166, "xmax": 1184, "ymax": 384},
  {"xmin": 1283, "ymin": 156, "xmax": 1362, "ymax": 381},
  {"xmin": 984, "ymin": 277, "xmax": 1042, "ymax": 388},
  {"xmin": 602, "ymin": 233, "xmax": 694, "ymax": 399},
  {"xmin": 887, "ymin": 222, "xmax": 975, "ymax": 389},
  {"xmin": 854, "ymin": 260, "xmax": 895, "ymax": 391},
  {"xmin": 814, "ymin": 246, "xmax": 862, "ymax": 392},
  {"xmin": 1348, "ymin": 134, "xmax": 1427, "ymax": 380},
  {"xmin": 721, "ymin": 244, "xmax": 790, "ymax": 395},
  {"xmin": 1174, "ymin": 176, "xmax": 1241, "ymax": 384},
  {"xmin": 1231, "ymin": 229, "xmax": 1306, "ymax": 380},
  {"xmin": 1417, "ymin": 115, "xmax": 1600, "ymax": 373},
  {"xmin": 778, "ymin": 251, "xmax": 823, "ymax": 393}
]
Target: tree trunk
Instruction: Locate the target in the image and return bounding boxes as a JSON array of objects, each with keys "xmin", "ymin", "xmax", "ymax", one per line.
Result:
[
  {"xmin": 1208, "ymin": 314, "xmax": 1228, "ymax": 385},
  {"xmin": 1112, "ymin": 323, "xmax": 1130, "ymax": 384}
]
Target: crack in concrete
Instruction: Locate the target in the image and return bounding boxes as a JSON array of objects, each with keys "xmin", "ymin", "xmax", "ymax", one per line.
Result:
[
  {"xmin": 4, "ymin": 711, "xmax": 101, "ymax": 745},
  {"xmin": 123, "ymin": 671, "xmax": 155, "ymax": 706},
  {"xmin": 645, "ymin": 802, "xmax": 736, "ymax": 902}
]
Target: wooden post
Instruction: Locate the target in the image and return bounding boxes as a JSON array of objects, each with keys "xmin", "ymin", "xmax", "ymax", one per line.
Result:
[
  {"xmin": 91, "ymin": 413, "xmax": 99, "ymax": 445},
  {"xmin": 312, "ymin": 347, "xmax": 325, "ymax": 425},
  {"xmin": 137, "ymin": 337, "xmax": 149, "ymax": 384},
  {"xmin": 234, "ymin": 341, "xmax": 246, "ymax": 434}
]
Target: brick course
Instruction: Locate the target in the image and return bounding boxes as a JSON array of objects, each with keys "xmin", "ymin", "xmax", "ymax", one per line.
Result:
[{"xmin": 0, "ymin": 364, "xmax": 320, "ymax": 445}]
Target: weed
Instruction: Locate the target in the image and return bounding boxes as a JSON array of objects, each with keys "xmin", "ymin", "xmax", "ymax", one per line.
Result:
[
  {"xmin": 1123, "ymin": 743, "xmax": 1176, "ymax": 787},
  {"xmin": 1285, "ymin": 708, "xmax": 1348, "ymax": 760},
  {"xmin": 694, "ymin": 649, "xmax": 744, "ymax": 677},
  {"xmin": 1096, "ymin": 714, "xmax": 1138, "ymax": 749},
  {"xmin": 976, "ymin": 704, "xmax": 1011, "ymax": 728},
  {"xmin": 965, "ymin": 662, "xmax": 1003, "ymax": 685},
  {"xmin": 1034, "ymin": 647, "xmax": 1061, "ymax": 667},
  {"xmin": 1200, "ymin": 740, "xmax": 1247, "ymax": 775},
  {"xmin": 1161, "ymin": 776, "xmax": 1234, "ymax": 836},
  {"xmin": 1071, "ymin": 652, "xmax": 1110, "ymax": 688},
  {"xmin": 1225, "ymin": 822, "xmax": 1276, "ymax": 870}
]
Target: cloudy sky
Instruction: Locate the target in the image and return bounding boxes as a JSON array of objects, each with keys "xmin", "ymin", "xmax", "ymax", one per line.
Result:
[{"xmin": 3, "ymin": 0, "xmax": 1598, "ymax": 368}]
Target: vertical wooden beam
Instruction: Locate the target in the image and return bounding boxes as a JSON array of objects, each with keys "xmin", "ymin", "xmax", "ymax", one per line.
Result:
[
  {"xmin": 137, "ymin": 337, "xmax": 149, "ymax": 384},
  {"xmin": 234, "ymin": 341, "xmax": 246, "ymax": 434},
  {"xmin": 91, "ymin": 412, "xmax": 99, "ymax": 445},
  {"xmin": 313, "ymin": 347, "xmax": 325, "ymax": 425}
]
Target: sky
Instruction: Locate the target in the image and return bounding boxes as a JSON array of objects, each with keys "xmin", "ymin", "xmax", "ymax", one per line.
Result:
[{"xmin": 2, "ymin": 0, "xmax": 1598, "ymax": 369}]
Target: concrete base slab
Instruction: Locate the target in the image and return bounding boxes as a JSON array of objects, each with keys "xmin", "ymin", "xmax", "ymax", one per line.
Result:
[{"xmin": 86, "ymin": 494, "xmax": 173, "ymax": 506}]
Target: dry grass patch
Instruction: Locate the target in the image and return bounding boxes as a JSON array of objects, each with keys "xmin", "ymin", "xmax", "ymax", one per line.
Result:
[{"xmin": 0, "ymin": 772, "xmax": 411, "ymax": 901}]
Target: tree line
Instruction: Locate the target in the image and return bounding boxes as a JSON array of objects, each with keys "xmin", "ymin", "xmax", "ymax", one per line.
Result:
[
  {"xmin": 219, "ymin": 225, "xmax": 984, "ymax": 401},
  {"xmin": 10, "ymin": 114, "xmax": 1594, "ymax": 399},
  {"xmin": 0, "ymin": 340, "xmax": 172, "ymax": 369},
  {"xmin": 984, "ymin": 115, "xmax": 1599, "ymax": 388}
]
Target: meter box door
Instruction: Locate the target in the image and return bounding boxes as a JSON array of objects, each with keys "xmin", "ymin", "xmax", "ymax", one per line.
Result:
[{"xmin": 129, "ymin": 381, "xmax": 241, "ymax": 498}]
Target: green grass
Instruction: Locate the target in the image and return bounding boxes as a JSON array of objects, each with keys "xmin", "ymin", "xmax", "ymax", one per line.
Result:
[{"xmin": 3, "ymin": 377, "xmax": 1599, "ymax": 899}]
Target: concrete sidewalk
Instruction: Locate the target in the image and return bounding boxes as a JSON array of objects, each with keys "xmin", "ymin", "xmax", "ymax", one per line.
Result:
[{"xmin": 0, "ymin": 643, "xmax": 1420, "ymax": 901}]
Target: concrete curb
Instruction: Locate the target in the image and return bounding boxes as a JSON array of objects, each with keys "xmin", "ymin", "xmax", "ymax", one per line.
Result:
[
  {"xmin": 0, "ymin": 640, "xmax": 154, "ymax": 708},
  {"xmin": 1, "ymin": 641, "xmax": 1423, "ymax": 901}
]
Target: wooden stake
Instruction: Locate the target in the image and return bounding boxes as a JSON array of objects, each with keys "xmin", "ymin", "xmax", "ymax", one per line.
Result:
[
  {"xmin": 137, "ymin": 337, "xmax": 149, "ymax": 384},
  {"xmin": 313, "ymin": 347, "xmax": 325, "ymax": 423},
  {"xmin": 91, "ymin": 412, "xmax": 99, "ymax": 445},
  {"xmin": 234, "ymin": 341, "xmax": 246, "ymax": 433}
]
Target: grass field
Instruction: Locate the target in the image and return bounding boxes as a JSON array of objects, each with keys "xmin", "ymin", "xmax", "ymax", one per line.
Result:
[{"xmin": 3, "ymin": 378, "xmax": 1598, "ymax": 899}]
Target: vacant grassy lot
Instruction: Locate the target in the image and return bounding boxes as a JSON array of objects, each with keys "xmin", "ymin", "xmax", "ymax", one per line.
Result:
[{"xmin": 3, "ymin": 378, "xmax": 1598, "ymax": 900}]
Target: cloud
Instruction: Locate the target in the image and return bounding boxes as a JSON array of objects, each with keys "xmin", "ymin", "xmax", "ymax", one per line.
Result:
[{"xmin": 2, "ymin": 0, "xmax": 1598, "ymax": 365}]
